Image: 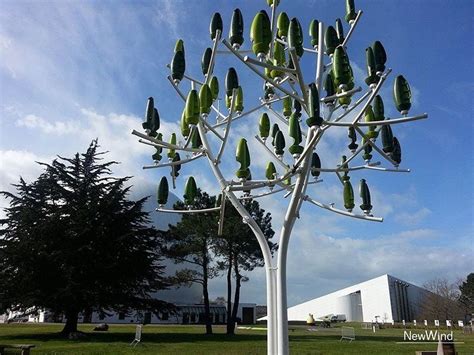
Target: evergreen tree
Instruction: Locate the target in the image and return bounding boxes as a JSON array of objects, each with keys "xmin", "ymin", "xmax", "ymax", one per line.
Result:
[
  {"xmin": 217, "ymin": 199, "xmax": 276, "ymax": 335},
  {"xmin": 0, "ymin": 140, "xmax": 170, "ymax": 337},
  {"xmin": 459, "ymin": 273, "xmax": 474, "ymax": 318},
  {"xmin": 164, "ymin": 189, "xmax": 219, "ymax": 335}
]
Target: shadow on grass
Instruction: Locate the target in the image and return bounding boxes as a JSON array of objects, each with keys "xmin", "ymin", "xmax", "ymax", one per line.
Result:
[{"xmin": 0, "ymin": 331, "xmax": 267, "ymax": 344}]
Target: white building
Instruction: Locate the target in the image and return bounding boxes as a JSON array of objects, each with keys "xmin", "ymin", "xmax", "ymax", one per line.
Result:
[{"xmin": 260, "ymin": 274, "xmax": 431, "ymax": 323}]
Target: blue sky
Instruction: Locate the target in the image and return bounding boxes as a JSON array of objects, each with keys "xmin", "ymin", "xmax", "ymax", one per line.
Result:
[{"xmin": 0, "ymin": 0, "xmax": 472, "ymax": 306}]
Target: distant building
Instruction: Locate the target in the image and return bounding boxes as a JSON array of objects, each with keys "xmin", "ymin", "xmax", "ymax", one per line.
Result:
[{"xmin": 259, "ymin": 274, "xmax": 432, "ymax": 323}]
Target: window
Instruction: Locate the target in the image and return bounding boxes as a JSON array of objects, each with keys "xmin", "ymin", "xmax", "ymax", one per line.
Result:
[
  {"xmin": 118, "ymin": 312, "xmax": 125, "ymax": 320},
  {"xmin": 161, "ymin": 312, "xmax": 169, "ymax": 321}
]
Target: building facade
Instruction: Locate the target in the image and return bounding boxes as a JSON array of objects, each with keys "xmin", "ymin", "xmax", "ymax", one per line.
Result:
[{"xmin": 260, "ymin": 274, "xmax": 431, "ymax": 323}]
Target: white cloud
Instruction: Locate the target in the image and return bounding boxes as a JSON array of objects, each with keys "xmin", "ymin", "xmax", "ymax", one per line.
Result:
[
  {"xmin": 3, "ymin": 107, "xmax": 180, "ymax": 210},
  {"xmin": 77, "ymin": 108, "xmax": 181, "ymax": 196},
  {"xmin": 152, "ymin": 0, "xmax": 186, "ymax": 38},
  {"xmin": 0, "ymin": 150, "xmax": 49, "ymax": 193},
  {"xmin": 16, "ymin": 114, "xmax": 79, "ymax": 135},
  {"xmin": 395, "ymin": 207, "xmax": 432, "ymax": 226},
  {"xmin": 393, "ymin": 228, "xmax": 436, "ymax": 239},
  {"xmin": 0, "ymin": 150, "xmax": 52, "ymax": 219}
]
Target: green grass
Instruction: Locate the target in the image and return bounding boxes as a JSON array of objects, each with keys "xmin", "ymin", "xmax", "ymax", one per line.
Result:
[{"xmin": 0, "ymin": 323, "xmax": 472, "ymax": 354}]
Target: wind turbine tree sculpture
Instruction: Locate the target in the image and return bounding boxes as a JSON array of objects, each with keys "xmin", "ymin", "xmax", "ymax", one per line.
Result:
[{"xmin": 132, "ymin": 0, "xmax": 428, "ymax": 353}]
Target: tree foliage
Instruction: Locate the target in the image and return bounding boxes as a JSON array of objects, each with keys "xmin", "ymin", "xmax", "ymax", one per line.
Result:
[
  {"xmin": 0, "ymin": 140, "xmax": 170, "ymax": 336},
  {"xmin": 419, "ymin": 278, "xmax": 464, "ymax": 321},
  {"xmin": 459, "ymin": 273, "xmax": 474, "ymax": 317}
]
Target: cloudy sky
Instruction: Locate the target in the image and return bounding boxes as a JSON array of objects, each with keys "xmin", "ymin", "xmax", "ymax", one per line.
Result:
[{"xmin": 1, "ymin": 0, "xmax": 472, "ymax": 306}]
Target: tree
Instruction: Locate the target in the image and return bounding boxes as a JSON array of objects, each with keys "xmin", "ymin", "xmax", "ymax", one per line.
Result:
[
  {"xmin": 216, "ymin": 199, "xmax": 276, "ymax": 335},
  {"xmin": 164, "ymin": 189, "xmax": 220, "ymax": 335},
  {"xmin": 0, "ymin": 140, "xmax": 170, "ymax": 337},
  {"xmin": 419, "ymin": 278, "xmax": 464, "ymax": 321},
  {"xmin": 132, "ymin": 0, "xmax": 428, "ymax": 352},
  {"xmin": 459, "ymin": 273, "xmax": 474, "ymax": 318}
]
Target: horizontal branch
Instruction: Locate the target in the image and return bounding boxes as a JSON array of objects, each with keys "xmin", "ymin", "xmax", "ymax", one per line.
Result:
[
  {"xmin": 314, "ymin": 162, "xmax": 410, "ymax": 173},
  {"xmin": 321, "ymin": 86, "xmax": 362, "ymax": 103},
  {"xmin": 156, "ymin": 206, "xmax": 221, "ymax": 214},
  {"xmin": 226, "ymin": 174, "xmax": 296, "ymax": 192},
  {"xmin": 238, "ymin": 185, "xmax": 289, "ymax": 200},
  {"xmin": 304, "ymin": 195, "xmax": 383, "ymax": 222},
  {"xmin": 133, "ymin": 131, "xmax": 203, "ymax": 153},
  {"xmin": 142, "ymin": 153, "xmax": 204, "ymax": 169},
  {"xmin": 303, "ymin": 46, "xmax": 318, "ymax": 53},
  {"xmin": 365, "ymin": 165, "xmax": 410, "ymax": 173},
  {"xmin": 215, "ymin": 49, "xmax": 253, "ymax": 55},
  {"xmin": 315, "ymin": 162, "xmax": 381, "ymax": 173},
  {"xmin": 324, "ymin": 113, "xmax": 428, "ymax": 127}
]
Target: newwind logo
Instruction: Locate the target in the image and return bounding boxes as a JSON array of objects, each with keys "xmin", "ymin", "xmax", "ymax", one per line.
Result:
[{"xmin": 403, "ymin": 330, "xmax": 453, "ymax": 342}]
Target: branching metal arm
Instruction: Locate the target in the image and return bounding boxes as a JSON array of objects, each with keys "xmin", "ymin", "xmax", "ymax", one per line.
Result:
[
  {"xmin": 215, "ymin": 89, "xmax": 237, "ymax": 164},
  {"xmin": 205, "ymin": 29, "xmax": 221, "ymax": 85},
  {"xmin": 244, "ymin": 56, "xmax": 296, "ymax": 75},
  {"xmin": 314, "ymin": 162, "xmax": 410, "ymax": 173},
  {"xmin": 222, "ymin": 39, "xmax": 305, "ymax": 105},
  {"xmin": 303, "ymin": 195, "xmax": 383, "ymax": 222},
  {"xmin": 325, "ymin": 113, "xmax": 428, "ymax": 127},
  {"xmin": 212, "ymin": 96, "xmax": 284, "ymax": 129},
  {"xmin": 288, "ymin": 49, "xmax": 308, "ymax": 110},
  {"xmin": 132, "ymin": 130, "xmax": 203, "ymax": 153},
  {"xmin": 156, "ymin": 206, "xmax": 221, "ymax": 214},
  {"xmin": 326, "ymin": 89, "xmax": 372, "ymax": 123},
  {"xmin": 321, "ymin": 86, "xmax": 362, "ymax": 103},
  {"xmin": 254, "ymin": 135, "xmax": 292, "ymax": 170},
  {"xmin": 142, "ymin": 153, "xmax": 204, "ymax": 169},
  {"xmin": 341, "ymin": 10, "xmax": 363, "ymax": 47}
]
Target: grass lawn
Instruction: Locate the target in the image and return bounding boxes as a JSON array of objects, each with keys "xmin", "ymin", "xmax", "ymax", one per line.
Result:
[{"xmin": 0, "ymin": 323, "xmax": 472, "ymax": 354}]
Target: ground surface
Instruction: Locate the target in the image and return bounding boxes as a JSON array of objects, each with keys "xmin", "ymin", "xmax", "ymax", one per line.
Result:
[{"xmin": 0, "ymin": 323, "xmax": 472, "ymax": 354}]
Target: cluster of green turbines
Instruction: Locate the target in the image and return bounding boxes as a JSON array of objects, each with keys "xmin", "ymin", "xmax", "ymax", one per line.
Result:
[{"xmin": 139, "ymin": 0, "xmax": 414, "ymax": 213}]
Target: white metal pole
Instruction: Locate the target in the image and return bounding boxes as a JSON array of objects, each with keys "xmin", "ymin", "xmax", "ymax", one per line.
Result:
[
  {"xmin": 275, "ymin": 21, "xmax": 325, "ymax": 355},
  {"xmin": 276, "ymin": 127, "xmax": 316, "ymax": 355},
  {"xmin": 315, "ymin": 22, "xmax": 325, "ymax": 91},
  {"xmin": 195, "ymin": 120, "xmax": 277, "ymax": 355}
]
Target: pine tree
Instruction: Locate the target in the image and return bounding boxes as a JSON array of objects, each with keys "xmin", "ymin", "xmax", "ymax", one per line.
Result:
[
  {"xmin": 164, "ymin": 189, "xmax": 220, "ymax": 335},
  {"xmin": 216, "ymin": 199, "xmax": 276, "ymax": 335},
  {"xmin": 459, "ymin": 273, "xmax": 474, "ymax": 318},
  {"xmin": 0, "ymin": 140, "xmax": 170, "ymax": 337}
]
